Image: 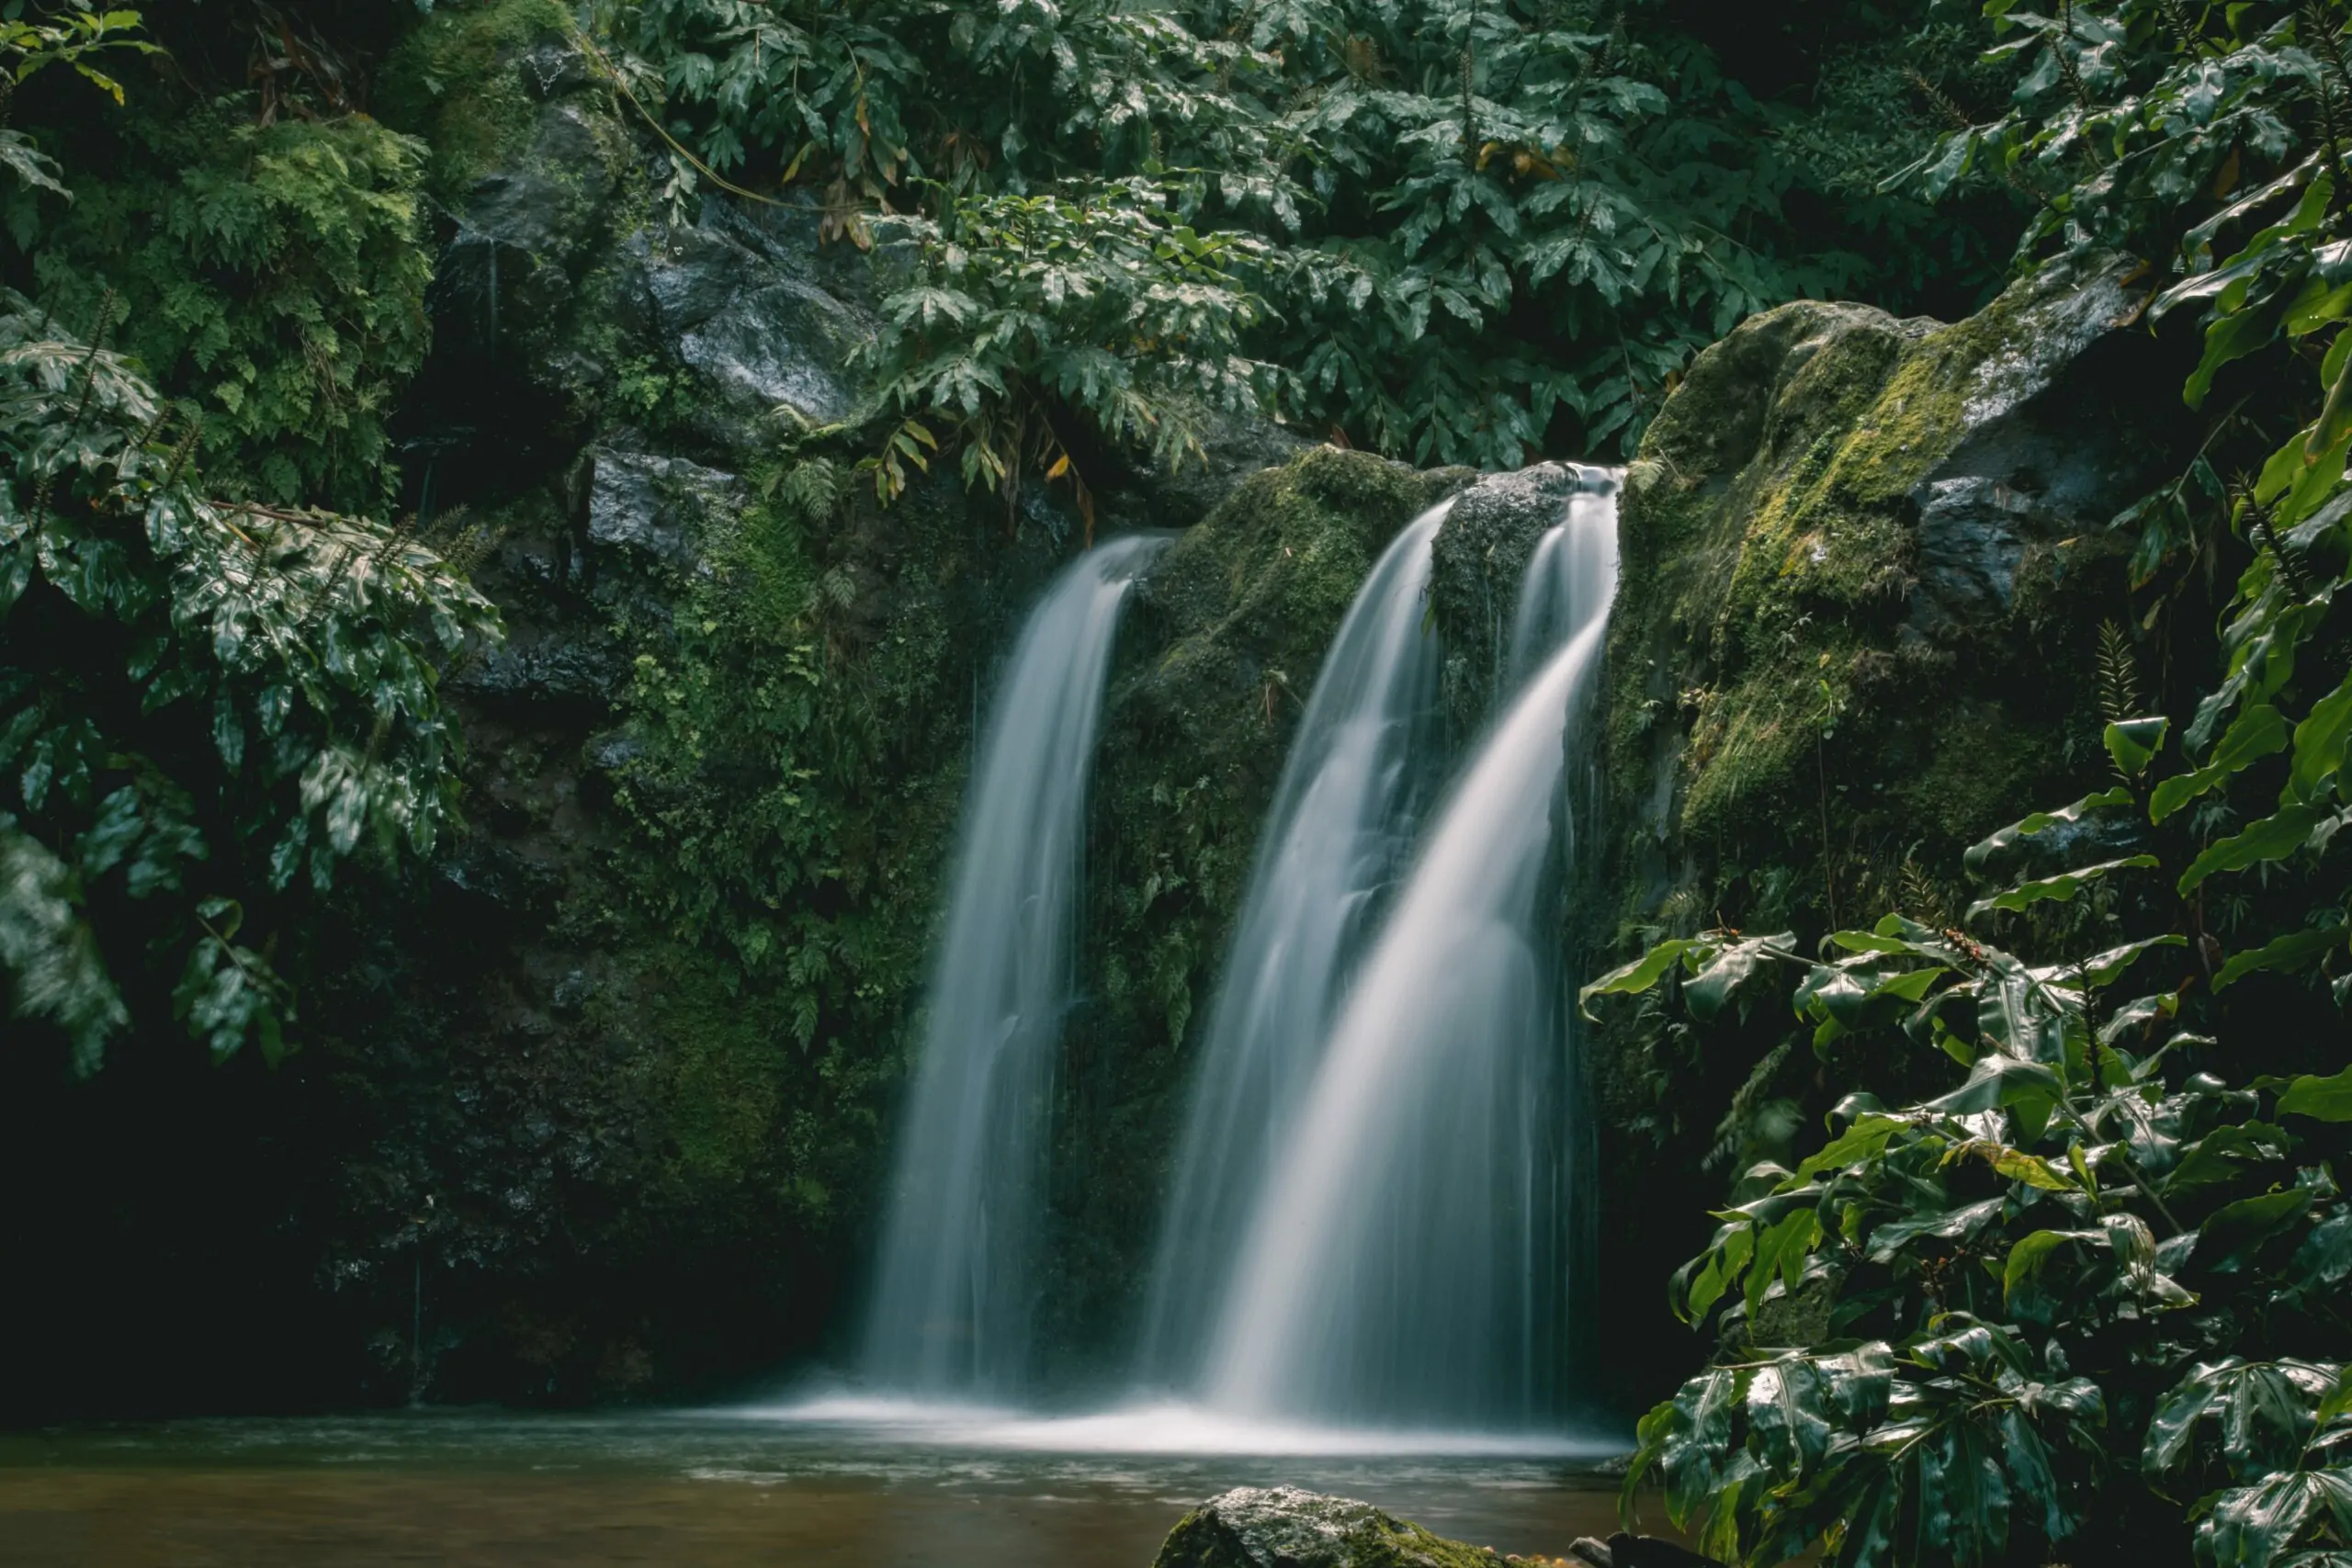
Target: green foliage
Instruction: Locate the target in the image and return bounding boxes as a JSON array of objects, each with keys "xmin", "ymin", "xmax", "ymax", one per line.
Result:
[
  {"xmin": 0, "ymin": 6, "xmax": 154, "ymax": 228},
  {"xmin": 1598, "ymin": 17, "xmax": 2352, "ymax": 1561},
  {"xmin": 377, "ymin": 0, "xmax": 578, "ymax": 197},
  {"xmin": 603, "ymin": 0, "xmax": 2020, "ymax": 477},
  {"xmin": 860, "ymin": 181, "xmax": 1277, "ymax": 527},
  {"xmin": 0, "ymin": 290, "xmax": 499, "ymax": 1073},
  {"xmin": 601, "ymin": 450, "xmax": 960, "ymax": 1097},
  {"xmin": 1601, "ymin": 803, "xmax": 2351, "ymax": 1566},
  {"xmin": 31, "ymin": 97, "xmax": 432, "ymax": 513}
]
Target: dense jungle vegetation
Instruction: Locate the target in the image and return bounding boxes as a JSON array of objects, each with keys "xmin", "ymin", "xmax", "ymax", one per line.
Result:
[
  {"xmin": 0, "ymin": 0, "xmax": 2033, "ymax": 1096},
  {"xmin": 0, "ymin": 4, "xmax": 2347, "ymax": 1564},
  {"xmin": 0, "ymin": 0, "xmax": 2033, "ymax": 1405},
  {"xmin": 1588, "ymin": 4, "xmax": 2352, "ymax": 1565}
]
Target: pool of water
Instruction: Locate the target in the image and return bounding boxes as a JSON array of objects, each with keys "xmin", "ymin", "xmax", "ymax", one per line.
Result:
[{"xmin": 0, "ymin": 1403, "xmax": 1642, "ymax": 1567}]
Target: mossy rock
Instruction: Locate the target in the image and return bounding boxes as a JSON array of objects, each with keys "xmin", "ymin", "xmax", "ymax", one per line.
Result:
[
  {"xmin": 1582, "ymin": 248, "xmax": 2195, "ymax": 1410},
  {"xmin": 1154, "ymin": 1486, "xmax": 1507, "ymax": 1568},
  {"xmin": 1429, "ymin": 460, "xmax": 1588, "ymax": 727},
  {"xmin": 1601, "ymin": 249, "xmax": 2177, "ymax": 938},
  {"xmin": 377, "ymin": 0, "xmax": 592, "ymax": 200}
]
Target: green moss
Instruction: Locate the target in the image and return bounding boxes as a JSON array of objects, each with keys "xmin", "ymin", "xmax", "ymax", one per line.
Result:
[
  {"xmin": 1153, "ymin": 1490, "xmax": 1510, "ymax": 1568},
  {"xmin": 1604, "ymin": 262, "xmax": 2143, "ymax": 925},
  {"xmin": 377, "ymin": 0, "xmax": 580, "ymax": 198},
  {"xmin": 1584, "ymin": 258, "xmax": 2165, "ymax": 1408}
]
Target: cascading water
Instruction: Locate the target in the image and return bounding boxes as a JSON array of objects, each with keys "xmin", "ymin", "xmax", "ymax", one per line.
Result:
[
  {"xmin": 1507, "ymin": 468, "xmax": 1621, "ymax": 688},
  {"xmin": 1203, "ymin": 472, "xmax": 1620, "ymax": 1427},
  {"xmin": 1135, "ymin": 503, "xmax": 1452, "ymax": 1389},
  {"xmin": 860, "ymin": 533, "xmax": 1169, "ymax": 1398}
]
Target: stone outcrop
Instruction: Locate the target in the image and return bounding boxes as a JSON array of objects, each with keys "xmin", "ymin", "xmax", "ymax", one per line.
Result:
[
  {"xmin": 1581, "ymin": 249, "xmax": 2195, "ymax": 1409},
  {"xmin": 1153, "ymin": 1487, "xmax": 1510, "ymax": 1568},
  {"xmin": 1150, "ymin": 1486, "xmax": 1716, "ymax": 1568}
]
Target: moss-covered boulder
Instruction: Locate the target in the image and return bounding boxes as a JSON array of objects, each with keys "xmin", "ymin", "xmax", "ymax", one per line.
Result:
[
  {"xmin": 1584, "ymin": 249, "xmax": 2193, "ymax": 1408},
  {"xmin": 1153, "ymin": 1486, "xmax": 1504, "ymax": 1568}
]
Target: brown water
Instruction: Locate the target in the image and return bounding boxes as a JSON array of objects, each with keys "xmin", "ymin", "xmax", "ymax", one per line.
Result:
[{"xmin": 0, "ymin": 1409, "xmax": 1644, "ymax": 1567}]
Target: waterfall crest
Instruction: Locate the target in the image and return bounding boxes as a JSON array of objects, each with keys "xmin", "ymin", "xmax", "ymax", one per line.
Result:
[
  {"xmin": 1136, "ymin": 503, "xmax": 1452, "ymax": 1388},
  {"xmin": 1507, "ymin": 470, "xmax": 1620, "ymax": 688},
  {"xmin": 861, "ymin": 534, "xmax": 1169, "ymax": 1397},
  {"xmin": 1203, "ymin": 474, "xmax": 1620, "ymax": 1426}
]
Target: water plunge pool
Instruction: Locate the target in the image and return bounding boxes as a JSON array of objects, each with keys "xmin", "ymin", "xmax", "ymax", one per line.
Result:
[{"xmin": 0, "ymin": 1404, "xmax": 1636, "ymax": 1567}]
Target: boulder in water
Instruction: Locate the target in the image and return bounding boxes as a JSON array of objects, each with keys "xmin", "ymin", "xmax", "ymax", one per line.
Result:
[{"xmin": 1151, "ymin": 1485, "xmax": 1511, "ymax": 1568}]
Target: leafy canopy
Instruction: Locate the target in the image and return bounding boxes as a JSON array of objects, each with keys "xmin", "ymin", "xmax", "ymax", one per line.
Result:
[{"xmin": 601, "ymin": 0, "xmax": 2019, "ymax": 493}]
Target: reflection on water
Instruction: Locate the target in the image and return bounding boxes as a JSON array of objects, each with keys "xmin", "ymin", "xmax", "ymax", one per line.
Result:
[{"xmin": 0, "ymin": 1405, "xmax": 1640, "ymax": 1568}]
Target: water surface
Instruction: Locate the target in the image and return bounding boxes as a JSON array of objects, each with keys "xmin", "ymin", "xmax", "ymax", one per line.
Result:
[{"xmin": 0, "ymin": 1406, "xmax": 1639, "ymax": 1567}]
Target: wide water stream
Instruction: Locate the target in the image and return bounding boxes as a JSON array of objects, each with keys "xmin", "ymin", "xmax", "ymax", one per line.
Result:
[{"xmin": 0, "ymin": 1405, "xmax": 1636, "ymax": 1567}]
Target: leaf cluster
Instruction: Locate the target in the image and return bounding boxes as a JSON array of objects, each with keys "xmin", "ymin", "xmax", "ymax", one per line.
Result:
[
  {"xmin": 857, "ymin": 179, "xmax": 1279, "ymax": 532},
  {"xmin": 0, "ymin": 288, "xmax": 499, "ymax": 1074},
  {"xmin": 605, "ymin": 0, "xmax": 2021, "ymax": 480},
  {"xmin": 29, "ymin": 96, "xmax": 434, "ymax": 514}
]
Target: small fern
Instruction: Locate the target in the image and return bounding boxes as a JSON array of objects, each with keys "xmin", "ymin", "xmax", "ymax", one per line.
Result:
[{"xmin": 2096, "ymin": 618, "xmax": 2145, "ymax": 724}]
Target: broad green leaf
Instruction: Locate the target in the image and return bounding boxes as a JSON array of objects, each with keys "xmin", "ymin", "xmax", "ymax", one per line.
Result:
[
  {"xmin": 2290, "ymin": 676, "xmax": 2352, "ymax": 805},
  {"xmin": 2165, "ymin": 1123, "xmax": 2294, "ymax": 1196},
  {"xmin": 2180, "ymin": 804, "xmax": 2329, "ymax": 893},
  {"xmin": 2215, "ymin": 925, "xmax": 2345, "ymax": 989},
  {"xmin": 1794, "ymin": 1115, "xmax": 1903, "ymax": 1180},
  {"xmin": 1686, "ymin": 931, "xmax": 1795, "ymax": 1022},
  {"xmin": 1863, "ymin": 1195, "xmax": 2005, "ymax": 1263},
  {"xmin": 1679, "ymin": 1223, "xmax": 1755, "ymax": 1324},
  {"xmin": 2199, "ymin": 1190, "xmax": 2315, "ymax": 1275},
  {"xmin": 2152, "ymin": 705, "xmax": 2289, "ymax": 822},
  {"xmin": 1963, "ymin": 787, "xmax": 2134, "ymax": 875},
  {"xmin": 1968, "ymin": 854, "xmax": 2160, "ymax": 919},
  {"xmin": 2078, "ymin": 933, "xmax": 2188, "ymax": 987},
  {"xmin": 2004, "ymin": 1227, "xmax": 2081, "ymax": 1301},
  {"xmin": 1579, "ymin": 937, "xmax": 1702, "ymax": 1015},
  {"xmin": 1745, "ymin": 1206, "xmax": 1822, "ymax": 1320},
  {"xmin": 2278, "ymin": 1066, "xmax": 2352, "ymax": 1122},
  {"xmin": 2106, "ymin": 717, "xmax": 2171, "ymax": 779}
]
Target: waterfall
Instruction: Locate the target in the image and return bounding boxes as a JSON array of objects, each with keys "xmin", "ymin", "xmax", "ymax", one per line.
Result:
[
  {"xmin": 1136, "ymin": 503, "xmax": 1452, "ymax": 1389},
  {"xmin": 1506, "ymin": 469, "xmax": 1620, "ymax": 688},
  {"xmin": 861, "ymin": 533, "xmax": 1170, "ymax": 1398},
  {"xmin": 1203, "ymin": 473, "xmax": 1619, "ymax": 1426}
]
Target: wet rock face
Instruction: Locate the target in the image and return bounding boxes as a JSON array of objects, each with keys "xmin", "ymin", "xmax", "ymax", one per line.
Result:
[
  {"xmin": 1428, "ymin": 460, "xmax": 1589, "ymax": 726},
  {"xmin": 616, "ymin": 204, "xmax": 875, "ymax": 442},
  {"xmin": 584, "ymin": 448, "xmax": 743, "ymax": 574},
  {"xmin": 1152, "ymin": 1486, "xmax": 1501, "ymax": 1568}
]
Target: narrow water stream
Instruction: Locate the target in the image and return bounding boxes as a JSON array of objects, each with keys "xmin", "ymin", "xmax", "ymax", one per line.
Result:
[{"xmin": 0, "ymin": 1411, "xmax": 1641, "ymax": 1567}]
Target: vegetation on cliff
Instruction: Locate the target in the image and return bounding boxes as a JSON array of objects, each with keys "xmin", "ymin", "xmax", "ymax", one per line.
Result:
[
  {"xmin": 610, "ymin": 0, "xmax": 2023, "ymax": 479},
  {"xmin": 0, "ymin": 16, "xmax": 496, "ymax": 1076},
  {"xmin": 1592, "ymin": 3, "xmax": 2352, "ymax": 1564},
  {"xmin": 3, "ymin": 0, "xmax": 2343, "ymax": 1445}
]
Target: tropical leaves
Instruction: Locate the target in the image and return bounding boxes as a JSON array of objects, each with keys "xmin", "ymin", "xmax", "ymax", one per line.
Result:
[
  {"xmin": 612, "ymin": 0, "xmax": 2001, "ymax": 471},
  {"xmin": 857, "ymin": 179, "xmax": 1279, "ymax": 526},
  {"xmin": 0, "ymin": 289, "xmax": 499, "ymax": 1069}
]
